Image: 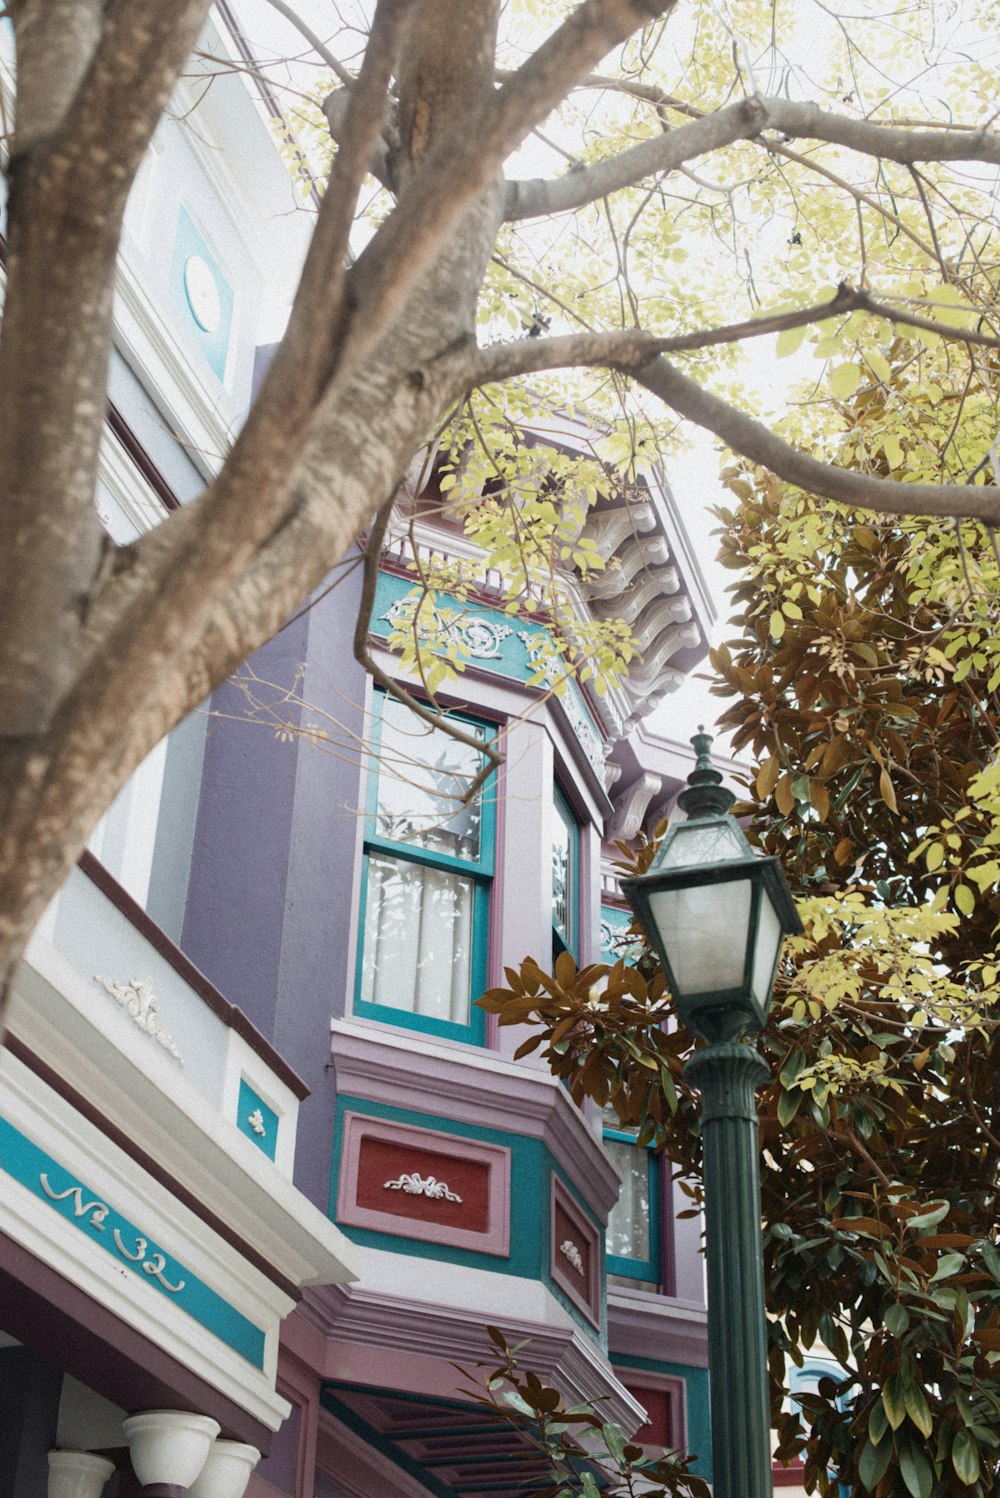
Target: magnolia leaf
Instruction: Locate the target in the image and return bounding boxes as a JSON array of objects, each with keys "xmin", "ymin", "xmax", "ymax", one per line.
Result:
[
  {"xmin": 776, "ymin": 324, "xmax": 808, "ymax": 357},
  {"xmin": 899, "ymin": 1436, "xmax": 933, "ymax": 1498},
  {"xmin": 952, "ymin": 1428, "xmax": 981, "ymax": 1487},
  {"xmin": 903, "ymin": 1381, "xmax": 933, "ymax": 1438},
  {"xmin": 879, "ymin": 768, "xmax": 898, "ymax": 814},
  {"xmin": 859, "ymin": 1435, "xmax": 893, "ymax": 1490},
  {"xmin": 884, "ymin": 1302, "xmax": 909, "ymax": 1336}
]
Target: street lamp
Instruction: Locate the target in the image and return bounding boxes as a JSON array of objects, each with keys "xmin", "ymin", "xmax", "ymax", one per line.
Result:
[{"xmin": 621, "ymin": 729, "xmax": 802, "ymax": 1498}]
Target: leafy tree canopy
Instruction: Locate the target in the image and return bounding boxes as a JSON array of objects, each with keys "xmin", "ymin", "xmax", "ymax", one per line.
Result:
[{"xmin": 2, "ymin": 0, "xmax": 1000, "ymax": 1004}]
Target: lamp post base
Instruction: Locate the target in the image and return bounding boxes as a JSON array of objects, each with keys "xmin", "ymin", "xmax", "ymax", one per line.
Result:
[{"xmin": 686, "ymin": 1039, "xmax": 772, "ymax": 1498}]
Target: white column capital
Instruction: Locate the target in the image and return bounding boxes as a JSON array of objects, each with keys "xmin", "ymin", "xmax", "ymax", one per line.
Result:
[
  {"xmin": 122, "ymin": 1411, "xmax": 220, "ymax": 1489},
  {"xmin": 47, "ymin": 1450, "xmax": 116, "ymax": 1498}
]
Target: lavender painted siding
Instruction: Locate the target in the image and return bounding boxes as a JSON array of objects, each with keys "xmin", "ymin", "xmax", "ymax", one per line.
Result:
[
  {"xmin": 272, "ymin": 565, "xmax": 368, "ymax": 1208},
  {"xmin": 181, "ymin": 613, "xmax": 307, "ymax": 1041},
  {"xmin": 181, "ymin": 565, "xmax": 368, "ymax": 1210}
]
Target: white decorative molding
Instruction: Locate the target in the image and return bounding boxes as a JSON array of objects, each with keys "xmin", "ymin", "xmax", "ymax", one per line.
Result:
[
  {"xmin": 94, "ymin": 974, "xmax": 184, "ymax": 1063},
  {"xmin": 607, "ymin": 771, "xmax": 662, "ymax": 843},
  {"xmin": 383, "ymin": 1172, "xmax": 463, "ymax": 1203},
  {"xmin": 560, "ymin": 1239, "xmax": 585, "ymax": 1276},
  {"xmin": 380, "ymin": 598, "xmax": 512, "ymax": 660},
  {"xmin": 247, "ymin": 1108, "xmax": 266, "ymax": 1137}
]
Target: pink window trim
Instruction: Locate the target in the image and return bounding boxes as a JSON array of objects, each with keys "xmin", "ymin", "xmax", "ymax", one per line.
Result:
[{"xmin": 549, "ymin": 1173, "xmax": 602, "ymax": 1327}]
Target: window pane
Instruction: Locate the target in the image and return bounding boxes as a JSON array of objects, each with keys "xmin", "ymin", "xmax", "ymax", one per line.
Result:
[
  {"xmin": 605, "ymin": 1137, "xmax": 652, "ymax": 1262},
  {"xmin": 360, "ymin": 853, "xmax": 474, "ymax": 1023},
  {"xmin": 647, "ymin": 878, "xmax": 752, "ymax": 994},
  {"xmin": 375, "ymin": 697, "xmax": 485, "ymax": 860},
  {"xmin": 552, "ymin": 817, "xmax": 570, "ymax": 937}
]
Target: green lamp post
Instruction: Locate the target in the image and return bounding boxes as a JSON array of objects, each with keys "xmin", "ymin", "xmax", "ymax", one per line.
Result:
[{"xmin": 620, "ymin": 729, "xmax": 802, "ymax": 1498}]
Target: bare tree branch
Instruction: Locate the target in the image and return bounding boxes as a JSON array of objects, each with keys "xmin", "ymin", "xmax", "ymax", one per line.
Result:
[
  {"xmin": 262, "ymin": 0, "xmax": 356, "ymax": 88},
  {"xmin": 0, "ymin": 0, "xmax": 213, "ymax": 737},
  {"xmin": 466, "ymin": 283, "xmax": 1000, "ymax": 388},
  {"xmin": 504, "ymin": 96, "xmax": 1000, "ymax": 221},
  {"xmin": 343, "ymin": 0, "xmax": 678, "ymax": 368},
  {"xmin": 635, "ymin": 356, "xmax": 1000, "ymax": 523}
]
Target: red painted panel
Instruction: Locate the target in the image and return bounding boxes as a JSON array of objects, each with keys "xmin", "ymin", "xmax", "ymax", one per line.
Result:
[
  {"xmin": 356, "ymin": 1137, "xmax": 490, "ymax": 1232},
  {"xmin": 628, "ymin": 1384, "xmax": 675, "ymax": 1448}
]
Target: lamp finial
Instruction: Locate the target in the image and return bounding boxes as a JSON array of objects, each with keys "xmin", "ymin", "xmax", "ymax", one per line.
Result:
[{"xmin": 678, "ymin": 728, "xmax": 736, "ymax": 818}]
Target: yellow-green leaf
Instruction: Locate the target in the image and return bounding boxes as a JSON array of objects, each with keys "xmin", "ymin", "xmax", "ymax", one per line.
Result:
[
  {"xmin": 776, "ymin": 324, "xmax": 807, "ymax": 358},
  {"xmin": 954, "ymin": 884, "xmax": 975, "ymax": 917},
  {"xmin": 829, "ymin": 363, "xmax": 863, "ymax": 399}
]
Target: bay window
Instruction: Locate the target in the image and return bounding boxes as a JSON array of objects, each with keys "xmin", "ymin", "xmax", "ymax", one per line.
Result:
[{"xmin": 355, "ymin": 693, "xmax": 494, "ymax": 1044}]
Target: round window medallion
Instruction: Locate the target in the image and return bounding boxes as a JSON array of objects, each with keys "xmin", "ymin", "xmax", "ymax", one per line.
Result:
[{"xmin": 183, "ymin": 253, "xmax": 221, "ymax": 333}]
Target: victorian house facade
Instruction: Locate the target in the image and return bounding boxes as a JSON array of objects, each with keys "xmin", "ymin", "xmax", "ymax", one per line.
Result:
[{"xmin": 0, "ymin": 9, "xmax": 726, "ymax": 1498}]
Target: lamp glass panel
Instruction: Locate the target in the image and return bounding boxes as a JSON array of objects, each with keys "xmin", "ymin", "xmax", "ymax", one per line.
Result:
[
  {"xmin": 646, "ymin": 876, "xmax": 752, "ymax": 995},
  {"xmin": 751, "ymin": 888, "xmax": 784, "ymax": 1008},
  {"xmin": 657, "ymin": 818, "xmax": 750, "ymax": 871}
]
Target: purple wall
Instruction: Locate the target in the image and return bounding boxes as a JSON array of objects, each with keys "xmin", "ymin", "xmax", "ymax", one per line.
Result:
[{"xmin": 181, "ymin": 565, "xmax": 369, "ymax": 1209}]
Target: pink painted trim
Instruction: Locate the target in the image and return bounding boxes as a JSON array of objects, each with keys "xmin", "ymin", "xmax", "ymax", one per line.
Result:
[
  {"xmin": 336, "ymin": 1113, "xmax": 511, "ymax": 1255},
  {"xmin": 550, "ymin": 1175, "xmax": 601, "ymax": 1328},
  {"xmin": 773, "ymin": 1463, "xmax": 807, "ymax": 1487}
]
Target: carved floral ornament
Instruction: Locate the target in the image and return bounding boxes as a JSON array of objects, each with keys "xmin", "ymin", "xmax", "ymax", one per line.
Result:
[
  {"xmin": 383, "ymin": 1172, "xmax": 463, "ymax": 1203},
  {"xmin": 247, "ymin": 1108, "xmax": 267, "ymax": 1137},
  {"xmin": 559, "ymin": 1238, "xmax": 585, "ymax": 1276},
  {"xmin": 94, "ymin": 975, "xmax": 183, "ymax": 1064},
  {"xmin": 380, "ymin": 598, "xmax": 512, "ymax": 660}
]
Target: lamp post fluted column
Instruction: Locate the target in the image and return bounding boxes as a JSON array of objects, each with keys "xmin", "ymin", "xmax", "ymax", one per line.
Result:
[
  {"xmin": 621, "ymin": 729, "xmax": 801, "ymax": 1498},
  {"xmin": 686, "ymin": 1039, "xmax": 772, "ymax": 1498}
]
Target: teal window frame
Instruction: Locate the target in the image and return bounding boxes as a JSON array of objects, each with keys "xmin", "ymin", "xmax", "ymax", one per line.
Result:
[
  {"xmin": 353, "ymin": 693, "xmax": 496, "ymax": 1045},
  {"xmin": 552, "ymin": 783, "xmax": 579, "ymax": 963},
  {"xmin": 604, "ymin": 1125, "xmax": 662, "ymax": 1283}
]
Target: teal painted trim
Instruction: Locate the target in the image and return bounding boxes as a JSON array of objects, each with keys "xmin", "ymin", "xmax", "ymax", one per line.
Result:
[
  {"xmin": 371, "ymin": 571, "xmax": 605, "ymax": 773},
  {"xmin": 236, "ymin": 1079, "xmax": 278, "ymax": 1161},
  {"xmin": 612, "ymin": 1356, "xmax": 712, "ymax": 1481},
  {"xmin": 604, "ymin": 1132, "xmax": 661, "ymax": 1283},
  {"xmin": 169, "ymin": 206, "xmax": 234, "ymax": 380},
  {"xmin": 353, "ymin": 691, "xmax": 494, "ymax": 1045},
  {"xmin": 599, "ymin": 904, "xmax": 643, "ymax": 966},
  {"xmin": 0, "ymin": 1115, "xmax": 266, "ymax": 1367}
]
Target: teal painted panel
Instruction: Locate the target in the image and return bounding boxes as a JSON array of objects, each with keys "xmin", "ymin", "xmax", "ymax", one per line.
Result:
[
  {"xmin": 371, "ymin": 571, "xmax": 605, "ymax": 776},
  {"xmin": 612, "ymin": 1354, "xmax": 712, "ymax": 1481},
  {"xmin": 237, "ymin": 1078, "xmax": 278, "ymax": 1161},
  {"xmin": 0, "ymin": 1115, "xmax": 265, "ymax": 1367},
  {"xmin": 170, "ymin": 206, "xmax": 234, "ymax": 379}
]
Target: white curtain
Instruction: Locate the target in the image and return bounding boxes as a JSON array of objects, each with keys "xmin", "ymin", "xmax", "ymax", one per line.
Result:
[
  {"xmin": 360, "ymin": 853, "xmax": 474, "ymax": 1024},
  {"xmin": 605, "ymin": 1138, "xmax": 651, "ymax": 1261}
]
